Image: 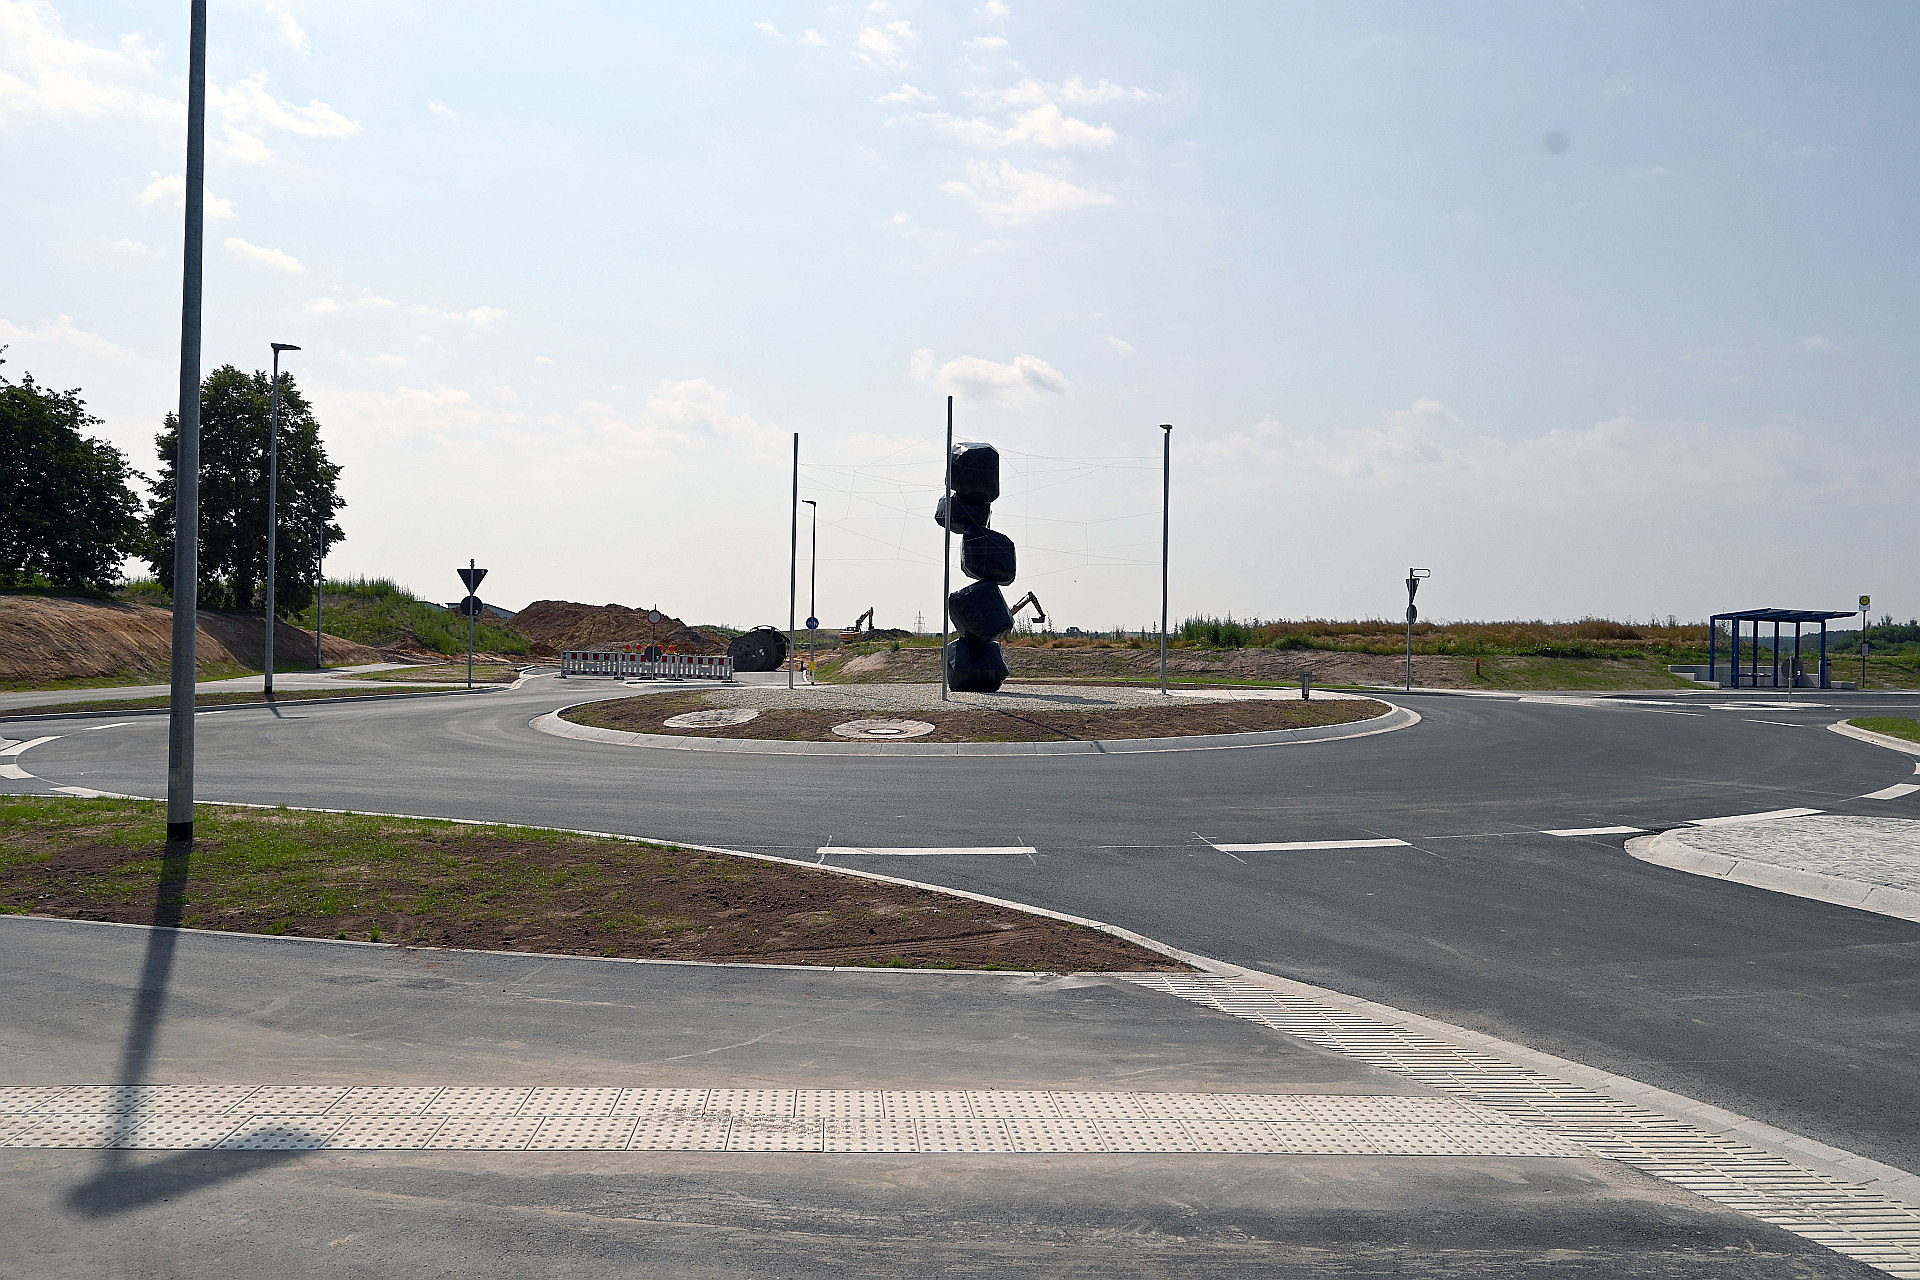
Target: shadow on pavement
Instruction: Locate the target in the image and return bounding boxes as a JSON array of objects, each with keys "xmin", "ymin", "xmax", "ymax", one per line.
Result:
[{"xmin": 64, "ymin": 1149, "xmax": 307, "ymax": 1218}]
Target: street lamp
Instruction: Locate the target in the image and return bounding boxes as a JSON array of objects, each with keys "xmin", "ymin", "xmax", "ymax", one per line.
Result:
[
  {"xmin": 802, "ymin": 498, "xmax": 818, "ymax": 680},
  {"xmin": 262, "ymin": 341, "xmax": 300, "ymax": 698}
]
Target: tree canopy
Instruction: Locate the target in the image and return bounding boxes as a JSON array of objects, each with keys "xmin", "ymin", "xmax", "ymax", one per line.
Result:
[
  {"xmin": 144, "ymin": 364, "xmax": 345, "ymax": 615},
  {"xmin": 0, "ymin": 351, "xmax": 144, "ymax": 590}
]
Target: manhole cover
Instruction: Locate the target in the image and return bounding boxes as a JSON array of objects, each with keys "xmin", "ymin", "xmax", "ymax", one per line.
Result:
[
  {"xmin": 662, "ymin": 708, "xmax": 761, "ymax": 729},
  {"xmin": 832, "ymin": 718, "xmax": 936, "ymax": 739}
]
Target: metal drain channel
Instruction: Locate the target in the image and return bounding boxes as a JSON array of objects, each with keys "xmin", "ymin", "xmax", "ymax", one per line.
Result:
[
  {"xmin": 0, "ymin": 1086, "xmax": 1575, "ymax": 1157},
  {"xmin": 1123, "ymin": 973, "xmax": 1920, "ymax": 1279}
]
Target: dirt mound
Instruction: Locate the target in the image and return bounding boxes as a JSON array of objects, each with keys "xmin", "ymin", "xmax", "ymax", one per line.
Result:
[
  {"xmin": 0, "ymin": 595, "xmax": 382, "ymax": 686},
  {"xmin": 511, "ymin": 599, "xmax": 725, "ymax": 658}
]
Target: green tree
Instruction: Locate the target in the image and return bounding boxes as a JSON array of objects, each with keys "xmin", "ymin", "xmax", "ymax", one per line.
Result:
[
  {"xmin": 0, "ymin": 350, "xmax": 144, "ymax": 590},
  {"xmin": 144, "ymin": 364, "xmax": 344, "ymax": 614}
]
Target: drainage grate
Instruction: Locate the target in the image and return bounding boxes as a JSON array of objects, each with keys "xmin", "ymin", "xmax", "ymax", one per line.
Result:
[{"xmin": 1123, "ymin": 972, "xmax": 1920, "ymax": 1279}]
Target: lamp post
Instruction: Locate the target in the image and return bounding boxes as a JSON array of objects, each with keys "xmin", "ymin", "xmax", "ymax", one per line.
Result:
[
  {"xmin": 802, "ymin": 498, "xmax": 818, "ymax": 679},
  {"xmin": 165, "ymin": 0, "xmax": 208, "ymax": 846},
  {"xmin": 262, "ymin": 341, "xmax": 300, "ymax": 698},
  {"xmin": 1159, "ymin": 424, "xmax": 1172, "ymax": 695},
  {"xmin": 939, "ymin": 396, "xmax": 953, "ymax": 702},
  {"xmin": 314, "ymin": 512, "xmax": 325, "ymax": 669}
]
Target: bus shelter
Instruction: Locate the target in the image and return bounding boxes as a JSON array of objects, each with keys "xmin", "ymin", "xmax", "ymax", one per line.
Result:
[{"xmin": 1708, "ymin": 608, "xmax": 1855, "ymax": 689}]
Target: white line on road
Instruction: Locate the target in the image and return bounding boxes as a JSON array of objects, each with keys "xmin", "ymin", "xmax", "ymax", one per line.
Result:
[
  {"xmin": 1687, "ymin": 807, "xmax": 1823, "ymax": 827},
  {"xmin": 1744, "ymin": 719, "xmax": 1807, "ymax": 728},
  {"xmin": 50, "ymin": 786, "xmax": 118, "ymax": 798},
  {"xmin": 1857, "ymin": 782, "xmax": 1920, "ymax": 801},
  {"xmin": 0, "ymin": 735, "xmax": 59, "ymax": 780},
  {"xmin": 77, "ymin": 722, "xmax": 133, "ymax": 731},
  {"xmin": 1542, "ymin": 826, "xmax": 1647, "ymax": 837},
  {"xmin": 1211, "ymin": 838, "xmax": 1411, "ymax": 853},
  {"xmin": 821, "ymin": 847, "xmax": 1037, "ymax": 857}
]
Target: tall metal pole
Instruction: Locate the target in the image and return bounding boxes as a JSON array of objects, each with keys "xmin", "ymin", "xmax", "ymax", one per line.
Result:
[
  {"xmin": 788, "ymin": 433, "xmax": 798, "ymax": 690},
  {"xmin": 939, "ymin": 397, "xmax": 954, "ymax": 701},
  {"xmin": 1159, "ymin": 424, "xmax": 1172, "ymax": 695},
  {"xmin": 165, "ymin": 0, "xmax": 208, "ymax": 846},
  {"xmin": 803, "ymin": 499, "xmax": 817, "ymax": 679},
  {"xmin": 467, "ymin": 558, "xmax": 476, "ymax": 689},
  {"xmin": 263, "ymin": 346, "xmax": 288, "ymax": 696}
]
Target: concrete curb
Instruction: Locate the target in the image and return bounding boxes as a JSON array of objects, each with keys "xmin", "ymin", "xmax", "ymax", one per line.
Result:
[
  {"xmin": 14, "ymin": 790, "xmax": 1917, "ymax": 1210},
  {"xmin": 1626, "ymin": 827, "xmax": 1920, "ymax": 925},
  {"xmin": 0, "ymin": 684, "xmax": 501, "ymax": 726},
  {"xmin": 527, "ymin": 701, "xmax": 1420, "ymax": 757},
  {"xmin": 1829, "ymin": 719, "xmax": 1920, "ymax": 756}
]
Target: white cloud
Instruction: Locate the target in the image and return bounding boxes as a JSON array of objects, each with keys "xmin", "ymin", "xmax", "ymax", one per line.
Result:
[
  {"xmin": 209, "ymin": 72, "xmax": 358, "ymax": 138},
  {"xmin": 1801, "ymin": 335, "xmax": 1837, "ymax": 353},
  {"xmin": 305, "ymin": 289, "xmax": 394, "ymax": 315},
  {"xmin": 942, "ymin": 158, "xmax": 1113, "ymax": 226},
  {"xmin": 878, "ymin": 83, "xmax": 935, "ymax": 105},
  {"xmin": 110, "ymin": 237, "xmax": 153, "ymax": 256},
  {"xmin": 533, "ymin": 355, "xmax": 554, "ymax": 366},
  {"xmin": 428, "ymin": 99, "xmax": 456, "ymax": 119},
  {"xmin": 139, "ymin": 173, "xmax": 237, "ymax": 219},
  {"xmin": 911, "ymin": 348, "xmax": 1070, "ymax": 408},
  {"xmin": 410, "ymin": 304, "xmax": 506, "ymax": 326},
  {"xmin": 856, "ymin": 21, "xmax": 917, "ymax": 70},
  {"xmin": 1106, "ymin": 335, "xmax": 1134, "ymax": 354},
  {"xmin": 979, "ymin": 1, "xmax": 1011, "ymax": 20},
  {"xmin": 222, "ymin": 124, "xmax": 274, "ymax": 164},
  {"xmin": 798, "ymin": 29, "xmax": 827, "ymax": 47},
  {"xmin": 970, "ymin": 76, "xmax": 1161, "ymax": 111},
  {"xmin": 225, "ymin": 236, "xmax": 304, "ymax": 273},
  {"xmin": 0, "ymin": 314, "xmax": 136, "ymax": 363},
  {"xmin": 927, "ymin": 102, "xmax": 1115, "ymax": 150},
  {"xmin": 274, "ymin": 7, "xmax": 310, "ymax": 54},
  {"xmin": 0, "ymin": 0, "xmax": 175, "ymax": 127},
  {"xmin": 370, "ymin": 353, "xmax": 406, "ymax": 367}
]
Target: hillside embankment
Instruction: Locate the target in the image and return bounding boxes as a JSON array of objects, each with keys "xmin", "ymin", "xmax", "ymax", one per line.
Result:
[
  {"xmin": 824, "ymin": 643, "xmax": 1700, "ymax": 691},
  {"xmin": 511, "ymin": 599, "xmax": 726, "ymax": 657},
  {"xmin": 0, "ymin": 595, "xmax": 382, "ymax": 689}
]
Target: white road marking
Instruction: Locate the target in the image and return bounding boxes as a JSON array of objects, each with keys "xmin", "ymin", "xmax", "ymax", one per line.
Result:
[
  {"xmin": 0, "ymin": 735, "xmax": 59, "ymax": 780},
  {"xmin": 1858, "ymin": 782, "xmax": 1920, "ymax": 801},
  {"xmin": 1211, "ymin": 838, "xmax": 1410, "ymax": 853},
  {"xmin": 822, "ymin": 846, "xmax": 1037, "ymax": 857},
  {"xmin": 77, "ymin": 722, "xmax": 133, "ymax": 731},
  {"xmin": 1744, "ymin": 719, "xmax": 1806, "ymax": 728},
  {"xmin": 50, "ymin": 786, "xmax": 117, "ymax": 798},
  {"xmin": 1688, "ymin": 807, "xmax": 1823, "ymax": 827},
  {"xmin": 1542, "ymin": 826, "xmax": 1646, "ymax": 837}
]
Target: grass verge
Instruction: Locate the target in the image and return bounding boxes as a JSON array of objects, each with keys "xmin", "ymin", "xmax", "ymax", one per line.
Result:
[
  {"xmin": 0, "ymin": 797, "xmax": 1179, "ymax": 971},
  {"xmin": 1851, "ymin": 716, "xmax": 1920, "ymax": 744},
  {"xmin": 564, "ymin": 690, "xmax": 1388, "ymax": 742},
  {"xmin": 0, "ymin": 686, "xmax": 466, "ymax": 718},
  {"xmin": 345, "ymin": 663, "xmax": 517, "ymax": 683}
]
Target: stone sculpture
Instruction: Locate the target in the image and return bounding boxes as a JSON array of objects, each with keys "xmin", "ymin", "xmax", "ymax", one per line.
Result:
[{"xmin": 936, "ymin": 441, "xmax": 1014, "ymax": 693}]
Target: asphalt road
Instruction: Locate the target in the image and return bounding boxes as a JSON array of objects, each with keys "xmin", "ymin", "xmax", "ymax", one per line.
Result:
[{"xmin": 9, "ymin": 678, "xmax": 1920, "ymax": 1176}]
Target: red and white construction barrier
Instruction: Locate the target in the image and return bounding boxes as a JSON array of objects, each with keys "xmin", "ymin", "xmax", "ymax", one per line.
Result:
[{"xmin": 559, "ymin": 648, "xmax": 732, "ymax": 680}]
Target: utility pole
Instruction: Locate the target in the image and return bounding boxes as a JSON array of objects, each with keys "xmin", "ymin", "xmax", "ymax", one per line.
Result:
[
  {"xmin": 939, "ymin": 396, "xmax": 954, "ymax": 701},
  {"xmin": 1160, "ymin": 424, "xmax": 1172, "ymax": 695},
  {"xmin": 262, "ymin": 341, "xmax": 300, "ymax": 697},
  {"xmin": 788, "ymin": 433, "xmax": 798, "ymax": 690},
  {"xmin": 314, "ymin": 514, "xmax": 324, "ymax": 669},
  {"xmin": 467, "ymin": 560, "xmax": 476, "ymax": 687},
  {"xmin": 165, "ymin": 0, "xmax": 208, "ymax": 846}
]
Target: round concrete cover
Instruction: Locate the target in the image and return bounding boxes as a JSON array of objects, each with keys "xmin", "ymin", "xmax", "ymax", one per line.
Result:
[
  {"xmin": 662, "ymin": 708, "xmax": 761, "ymax": 729},
  {"xmin": 832, "ymin": 717, "xmax": 936, "ymax": 739}
]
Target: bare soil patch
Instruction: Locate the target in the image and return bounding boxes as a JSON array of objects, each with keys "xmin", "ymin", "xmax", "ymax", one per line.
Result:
[
  {"xmin": 0, "ymin": 797, "xmax": 1179, "ymax": 971},
  {"xmin": 567, "ymin": 690, "xmax": 1387, "ymax": 742},
  {"xmin": 513, "ymin": 599, "xmax": 726, "ymax": 658}
]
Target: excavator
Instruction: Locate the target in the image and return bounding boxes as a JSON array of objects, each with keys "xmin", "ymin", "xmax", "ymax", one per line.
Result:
[
  {"xmin": 1009, "ymin": 592, "xmax": 1046, "ymax": 627},
  {"xmin": 839, "ymin": 607, "xmax": 877, "ymax": 642}
]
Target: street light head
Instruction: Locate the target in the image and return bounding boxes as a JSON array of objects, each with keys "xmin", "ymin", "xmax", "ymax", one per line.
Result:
[
  {"xmin": 1409, "ymin": 568, "xmax": 1431, "ymax": 579},
  {"xmin": 271, "ymin": 342, "xmax": 301, "ymax": 353},
  {"xmin": 802, "ymin": 499, "xmax": 816, "ymax": 508},
  {"xmin": 1160, "ymin": 423, "xmax": 1173, "ymax": 432}
]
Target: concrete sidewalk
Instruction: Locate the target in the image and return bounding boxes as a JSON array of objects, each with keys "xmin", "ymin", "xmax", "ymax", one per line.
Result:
[{"xmin": 0, "ymin": 917, "xmax": 1872, "ymax": 1277}]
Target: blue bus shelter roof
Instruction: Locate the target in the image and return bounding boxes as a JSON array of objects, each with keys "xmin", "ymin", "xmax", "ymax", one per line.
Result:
[{"xmin": 1710, "ymin": 608, "xmax": 1857, "ymax": 623}]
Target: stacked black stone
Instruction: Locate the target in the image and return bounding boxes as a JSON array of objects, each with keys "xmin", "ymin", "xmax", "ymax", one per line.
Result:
[{"xmin": 935, "ymin": 441, "xmax": 1014, "ymax": 693}]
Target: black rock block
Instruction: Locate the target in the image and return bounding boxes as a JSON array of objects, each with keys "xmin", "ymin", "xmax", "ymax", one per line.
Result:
[
  {"xmin": 944, "ymin": 635, "xmax": 1009, "ymax": 693},
  {"xmin": 934, "ymin": 494, "xmax": 991, "ymax": 535},
  {"xmin": 960, "ymin": 529, "xmax": 1016, "ymax": 585},
  {"xmin": 947, "ymin": 441, "xmax": 1001, "ymax": 503},
  {"xmin": 948, "ymin": 580, "xmax": 1014, "ymax": 642}
]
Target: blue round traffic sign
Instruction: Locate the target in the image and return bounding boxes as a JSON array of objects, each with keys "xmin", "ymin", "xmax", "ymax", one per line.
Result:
[{"xmin": 806, "ymin": 617, "xmax": 819, "ymax": 630}]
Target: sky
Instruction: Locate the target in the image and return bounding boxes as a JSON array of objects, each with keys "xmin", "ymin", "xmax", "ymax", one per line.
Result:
[{"xmin": 2, "ymin": 1, "xmax": 1915, "ymax": 630}]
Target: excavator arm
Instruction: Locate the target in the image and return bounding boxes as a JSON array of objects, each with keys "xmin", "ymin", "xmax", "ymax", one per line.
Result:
[{"xmin": 1008, "ymin": 592, "xmax": 1046, "ymax": 626}]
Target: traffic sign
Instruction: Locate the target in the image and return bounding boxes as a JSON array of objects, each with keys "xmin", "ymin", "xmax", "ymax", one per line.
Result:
[
  {"xmin": 459, "ymin": 565, "xmax": 488, "ymax": 592},
  {"xmin": 1406, "ymin": 604, "xmax": 1418, "ymax": 624},
  {"xmin": 806, "ymin": 616, "xmax": 819, "ymax": 630},
  {"xmin": 458, "ymin": 595, "xmax": 483, "ymax": 618},
  {"xmin": 1860, "ymin": 595, "xmax": 1872, "ymax": 610},
  {"xmin": 648, "ymin": 610, "xmax": 661, "ymax": 624}
]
